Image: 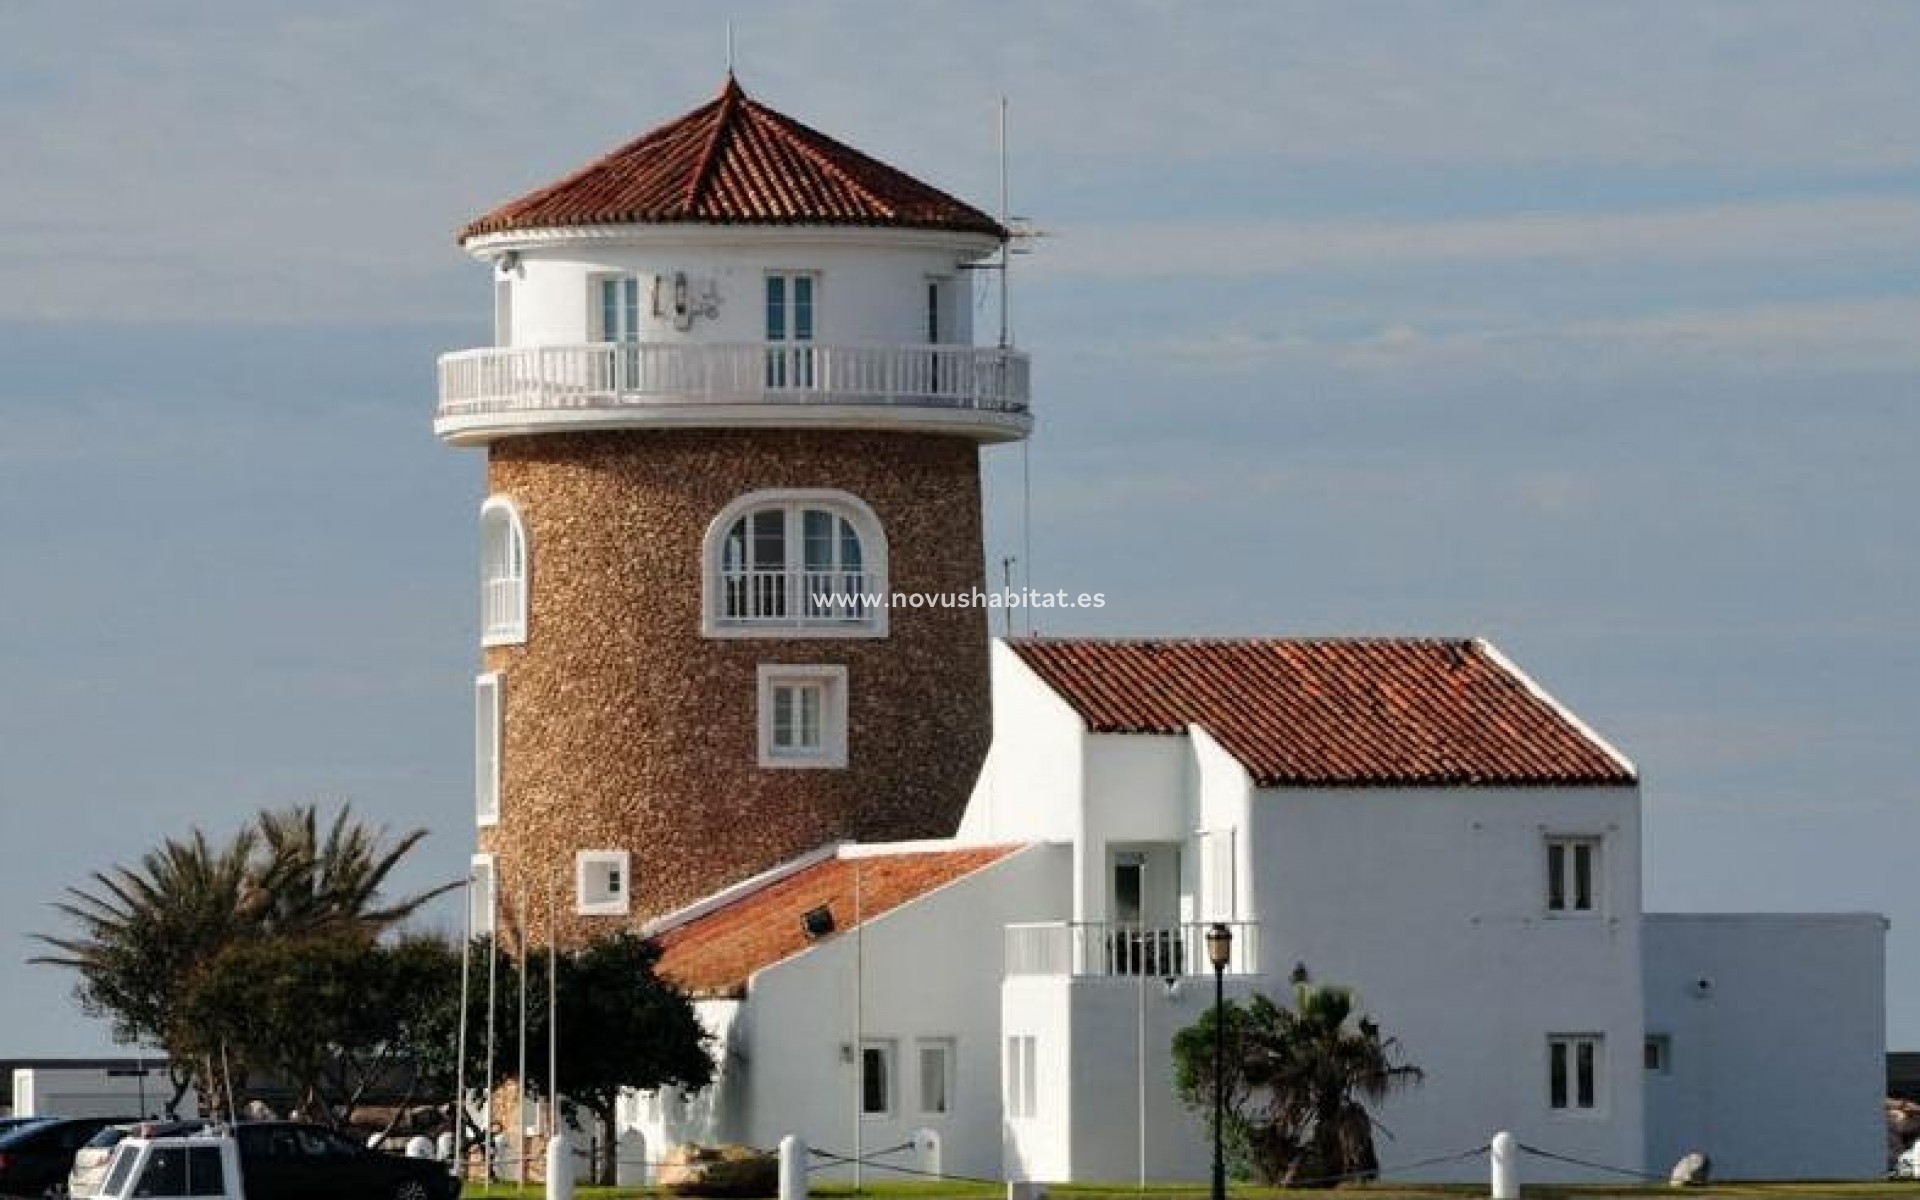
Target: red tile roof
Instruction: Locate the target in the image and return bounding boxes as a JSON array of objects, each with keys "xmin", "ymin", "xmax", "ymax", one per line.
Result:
[
  {"xmin": 461, "ymin": 76, "xmax": 1005, "ymax": 243},
  {"xmin": 654, "ymin": 846, "xmax": 1020, "ymax": 997},
  {"xmin": 1008, "ymin": 638, "xmax": 1635, "ymax": 789}
]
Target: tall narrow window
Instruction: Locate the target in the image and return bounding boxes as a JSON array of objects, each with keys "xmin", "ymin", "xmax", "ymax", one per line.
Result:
[
  {"xmin": 1545, "ymin": 836, "xmax": 1602, "ymax": 914},
  {"xmin": 599, "ymin": 275, "xmax": 642, "ymax": 390},
  {"xmin": 1005, "ymin": 1035, "xmax": 1038, "ymax": 1120},
  {"xmin": 1548, "ymin": 1034, "xmax": 1603, "ymax": 1112},
  {"xmin": 860, "ymin": 1039, "xmax": 895, "ymax": 1117},
  {"xmin": 918, "ymin": 1039, "xmax": 955, "ymax": 1116},
  {"xmin": 1201, "ymin": 828, "xmax": 1237, "ymax": 920},
  {"xmin": 470, "ymin": 855, "xmax": 498, "ymax": 938},
  {"xmin": 765, "ymin": 272, "xmax": 816, "ymax": 388},
  {"xmin": 475, "ymin": 673, "xmax": 502, "ymax": 826},
  {"xmin": 480, "ymin": 498, "xmax": 528, "ymax": 646},
  {"xmin": 926, "ymin": 278, "xmax": 944, "ymax": 393},
  {"xmin": 704, "ymin": 490, "xmax": 887, "ymax": 637}
]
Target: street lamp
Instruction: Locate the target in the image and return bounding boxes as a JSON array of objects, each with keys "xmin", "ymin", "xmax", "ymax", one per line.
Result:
[{"xmin": 1204, "ymin": 922, "xmax": 1234, "ymax": 1200}]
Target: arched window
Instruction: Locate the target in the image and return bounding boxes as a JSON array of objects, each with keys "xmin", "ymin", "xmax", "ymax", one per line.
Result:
[
  {"xmin": 703, "ymin": 490, "xmax": 888, "ymax": 638},
  {"xmin": 480, "ymin": 497, "xmax": 528, "ymax": 646}
]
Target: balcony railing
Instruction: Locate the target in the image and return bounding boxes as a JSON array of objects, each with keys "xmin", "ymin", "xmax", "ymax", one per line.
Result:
[
  {"xmin": 437, "ymin": 342, "xmax": 1030, "ymax": 421},
  {"xmin": 720, "ymin": 568, "xmax": 876, "ymax": 626},
  {"xmin": 1005, "ymin": 921, "xmax": 1260, "ymax": 979}
]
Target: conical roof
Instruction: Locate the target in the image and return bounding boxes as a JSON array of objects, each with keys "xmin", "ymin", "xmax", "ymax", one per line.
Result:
[{"xmin": 460, "ymin": 76, "xmax": 1004, "ymax": 242}]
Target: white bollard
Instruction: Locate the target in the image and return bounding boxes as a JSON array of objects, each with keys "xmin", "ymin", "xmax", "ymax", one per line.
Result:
[
  {"xmin": 1490, "ymin": 1131, "xmax": 1518, "ymax": 1200},
  {"xmin": 616, "ymin": 1128, "xmax": 650, "ymax": 1187},
  {"xmin": 778, "ymin": 1135, "xmax": 809, "ymax": 1200},
  {"xmin": 912, "ymin": 1128, "xmax": 941, "ymax": 1180},
  {"xmin": 546, "ymin": 1133, "xmax": 575, "ymax": 1200}
]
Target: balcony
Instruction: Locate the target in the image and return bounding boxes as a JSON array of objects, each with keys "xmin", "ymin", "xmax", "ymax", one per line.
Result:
[
  {"xmin": 1005, "ymin": 921, "xmax": 1260, "ymax": 979},
  {"xmin": 435, "ymin": 341, "xmax": 1032, "ymax": 445}
]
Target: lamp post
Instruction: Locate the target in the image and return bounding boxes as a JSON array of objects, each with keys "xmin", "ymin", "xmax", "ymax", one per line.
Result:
[{"xmin": 1204, "ymin": 923, "xmax": 1234, "ymax": 1200}]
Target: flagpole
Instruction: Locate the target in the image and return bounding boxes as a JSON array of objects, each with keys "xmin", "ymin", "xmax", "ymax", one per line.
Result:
[
  {"xmin": 485, "ymin": 880, "xmax": 499, "ymax": 1183},
  {"xmin": 517, "ymin": 889, "xmax": 529, "ymax": 1192},
  {"xmin": 454, "ymin": 866, "xmax": 474, "ymax": 1182}
]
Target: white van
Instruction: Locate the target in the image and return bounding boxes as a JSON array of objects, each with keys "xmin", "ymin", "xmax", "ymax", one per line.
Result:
[{"xmin": 84, "ymin": 1130, "xmax": 241, "ymax": 1200}]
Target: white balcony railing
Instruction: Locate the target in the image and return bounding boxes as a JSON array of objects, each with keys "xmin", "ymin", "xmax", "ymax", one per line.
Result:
[
  {"xmin": 720, "ymin": 568, "xmax": 875, "ymax": 626},
  {"xmin": 437, "ymin": 342, "xmax": 1030, "ymax": 421},
  {"xmin": 1005, "ymin": 921, "xmax": 1260, "ymax": 979}
]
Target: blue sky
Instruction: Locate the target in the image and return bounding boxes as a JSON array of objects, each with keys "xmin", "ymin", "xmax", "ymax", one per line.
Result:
[{"xmin": 3, "ymin": 1, "xmax": 1918, "ymax": 1052}]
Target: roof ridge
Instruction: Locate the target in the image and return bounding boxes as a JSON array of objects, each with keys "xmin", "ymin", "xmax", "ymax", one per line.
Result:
[{"xmin": 682, "ymin": 75, "xmax": 746, "ymax": 213}]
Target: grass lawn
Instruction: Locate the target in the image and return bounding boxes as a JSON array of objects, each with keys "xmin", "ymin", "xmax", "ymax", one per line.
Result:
[{"xmin": 464, "ymin": 1181, "xmax": 1920, "ymax": 1200}]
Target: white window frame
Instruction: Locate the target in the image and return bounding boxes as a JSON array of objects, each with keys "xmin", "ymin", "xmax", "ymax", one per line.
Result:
[
  {"xmin": 480, "ymin": 497, "xmax": 529, "ymax": 647},
  {"xmin": 576, "ymin": 850, "xmax": 632, "ymax": 917},
  {"xmin": 757, "ymin": 664, "xmax": 848, "ymax": 769},
  {"xmin": 702, "ymin": 489, "xmax": 889, "ymax": 639},
  {"xmin": 593, "ymin": 273, "xmax": 643, "ymax": 343},
  {"xmin": 1545, "ymin": 834, "xmax": 1603, "ymax": 917},
  {"xmin": 860, "ymin": 1038, "xmax": 896, "ymax": 1119},
  {"xmin": 1004, "ymin": 1034, "xmax": 1038, "ymax": 1121},
  {"xmin": 475, "ymin": 673, "xmax": 503, "ymax": 827},
  {"xmin": 916, "ymin": 1037, "xmax": 956, "ymax": 1116},
  {"xmin": 469, "ymin": 854, "xmax": 498, "ymax": 939},
  {"xmin": 1547, "ymin": 1033, "xmax": 1606, "ymax": 1115},
  {"xmin": 764, "ymin": 271, "xmax": 819, "ymax": 389}
]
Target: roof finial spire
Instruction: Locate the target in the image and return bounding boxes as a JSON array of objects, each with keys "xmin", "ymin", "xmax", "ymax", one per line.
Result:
[{"xmin": 725, "ymin": 21, "xmax": 735, "ymax": 77}]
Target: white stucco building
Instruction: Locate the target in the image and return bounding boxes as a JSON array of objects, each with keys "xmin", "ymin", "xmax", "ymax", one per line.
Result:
[
  {"xmin": 622, "ymin": 638, "xmax": 1886, "ymax": 1184},
  {"xmin": 431, "ymin": 77, "xmax": 1886, "ymax": 1187}
]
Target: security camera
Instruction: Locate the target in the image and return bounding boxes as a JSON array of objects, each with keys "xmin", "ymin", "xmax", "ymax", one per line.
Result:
[{"xmin": 1690, "ymin": 976, "xmax": 1714, "ymax": 998}]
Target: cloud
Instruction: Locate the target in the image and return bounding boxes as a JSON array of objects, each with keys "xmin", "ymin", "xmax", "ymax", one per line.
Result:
[
  {"xmin": 1032, "ymin": 196, "xmax": 1920, "ymax": 280},
  {"xmin": 1142, "ymin": 293, "xmax": 1920, "ymax": 375}
]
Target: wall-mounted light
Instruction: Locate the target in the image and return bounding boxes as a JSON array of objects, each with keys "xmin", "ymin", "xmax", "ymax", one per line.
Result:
[
  {"xmin": 801, "ymin": 905, "xmax": 835, "ymax": 939},
  {"xmin": 496, "ymin": 251, "xmax": 520, "ymax": 274}
]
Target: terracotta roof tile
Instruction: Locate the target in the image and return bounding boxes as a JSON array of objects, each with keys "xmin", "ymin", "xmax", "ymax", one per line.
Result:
[
  {"xmin": 654, "ymin": 846, "xmax": 1020, "ymax": 997},
  {"xmin": 461, "ymin": 77, "xmax": 1004, "ymax": 242},
  {"xmin": 1008, "ymin": 638, "xmax": 1634, "ymax": 789}
]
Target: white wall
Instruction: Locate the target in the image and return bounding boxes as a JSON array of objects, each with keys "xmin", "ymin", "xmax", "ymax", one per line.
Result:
[
  {"xmin": 12, "ymin": 1067, "xmax": 193, "ymax": 1119},
  {"xmin": 731, "ymin": 844, "xmax": 1071, "ymax": 1181},
  {"xmin": 1248, "ymin": 785, "xmax": 1646, "ymax": 1182},
  {"xmin": 497, "ymin": 230, "xmax": 992, "ymax": 349},
  {"xmin": 956, "ymin": 642, "xmax": 1087, "ymax": 847},
  {"xmin": 1643, "ymin": 913, "xmax": 1887, "ymax": 1179}
]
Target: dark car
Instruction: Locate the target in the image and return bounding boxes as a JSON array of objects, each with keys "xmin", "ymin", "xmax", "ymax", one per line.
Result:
[
  {"xmin": 233, "ymin": 1123, "xmax": 457, "ymax": 1200},
  {"xmin": 0, "ymin": 1116, "xmax": 135, "ymax": 1197}
]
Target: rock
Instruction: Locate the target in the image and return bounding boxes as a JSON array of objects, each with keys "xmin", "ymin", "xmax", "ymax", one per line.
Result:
[
  {"xmin": 659, "ymin": 1143, "xmax": 779, "ymax": 1198},
  {"xmin": 1669, "ymin": 1151, "xmax": 1711, "ymax": 1187}
]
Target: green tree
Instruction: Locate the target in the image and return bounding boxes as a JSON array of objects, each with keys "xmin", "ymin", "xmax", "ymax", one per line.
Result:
[
  {"xmin": 32, "ymin": 805, "xmax": 455, "ymax": 1116},
  {"xmin": 181, "ymin": 932, "xmax": 463, "ymax": 1129},
  {"xmin": 476, "ymin": 933, "xmax": 714, "ymax": 1186},
  {"xmin": 1173, "ymin": 975, "xmax": 1422, "ymax": 1186},
  {"xmin": 31, "ymin": 828, "xmax": 259, "ymax": 1114}
]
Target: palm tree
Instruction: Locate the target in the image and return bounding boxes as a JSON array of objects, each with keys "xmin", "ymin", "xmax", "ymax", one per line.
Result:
[
  {"xmin": 249, "ymin": 804, "xmax": 459, "ymax": 936},
  {"xmin": 1254, "ymin": 978, "xmax": 1423, "ymax": 1186},
  {"xmin": 1173, "ymin": 974, "xmax": 1422, "ymax": 1187},
  {"xmin": 32, "ymin": 806, "xmax": 457, "ymax": 1114},
  {"xmin": 31, "ymin": 827, "xmax": 259, "ymax": 1113}
]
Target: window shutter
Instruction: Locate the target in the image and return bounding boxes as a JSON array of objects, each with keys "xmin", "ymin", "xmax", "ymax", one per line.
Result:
[{"xmin": 475, "ymin": 674, "xmax": 502, "ymax": 824}]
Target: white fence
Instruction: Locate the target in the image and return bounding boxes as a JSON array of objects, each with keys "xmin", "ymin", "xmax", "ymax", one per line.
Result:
[
  {"xmin": 439, "ymin": 342, "xmax": 1030, "ymax": 418},
  {"xmin": 1004, "ymin": 921, "xmax": 1259, "ymax": 978}
]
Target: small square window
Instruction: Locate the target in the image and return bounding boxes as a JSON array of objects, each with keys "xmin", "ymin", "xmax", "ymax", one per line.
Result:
[
  {"xmin": 1548, "ymin": 1033, "xmax": 1604, "ymax": 1112},
  {"xmin": 1545, "ymin": 835, "xmax": 1602, "ymax": 915},
  {"xmin": 860, "ymin": 1039, "xmax": 895, "ymax": 1118},
  {"xmin": 576, "ymin": 850, "xmax": 631, "ymax": 916},
  {"xmin": 917, "ymin": 1038, "xmax": 955, "ymax": 1116},
  {"xmin": 1644, "ymin": 1034, "xmax": 1672, "ymax": 1074},
  {"xmin": 757, "ymin": 664, "xmax": 848, "ymax": 769}
]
